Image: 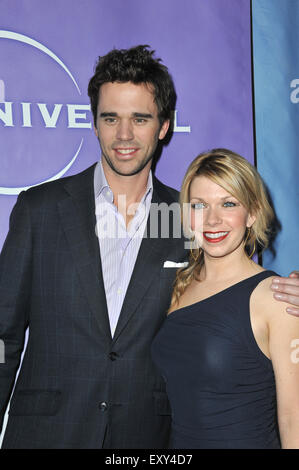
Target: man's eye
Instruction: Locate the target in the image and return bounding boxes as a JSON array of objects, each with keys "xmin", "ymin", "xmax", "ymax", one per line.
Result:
[
  {"xmin": 134, "ymin": 118, "xmax": 147, "ymax": 124},
  {"xmin": 104, "ymin": 118, "xmax": 117, "ymax": 124}
]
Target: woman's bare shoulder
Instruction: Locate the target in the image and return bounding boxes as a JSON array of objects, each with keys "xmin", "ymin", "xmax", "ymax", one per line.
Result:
[{"xmin": 251, "ymin": 275, "xmax": 293, "ymax": 319}]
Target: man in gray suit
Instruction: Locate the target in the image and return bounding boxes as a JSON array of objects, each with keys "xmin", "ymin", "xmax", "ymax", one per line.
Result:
[{"xmin": 0, "ymin": 45, "xmax": 298, "ymax": 449}]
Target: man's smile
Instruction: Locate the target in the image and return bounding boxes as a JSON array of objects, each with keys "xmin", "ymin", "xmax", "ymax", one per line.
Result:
[{"xmin": 114, "ymin": 147, "xmax": 139, "ymax": 157}]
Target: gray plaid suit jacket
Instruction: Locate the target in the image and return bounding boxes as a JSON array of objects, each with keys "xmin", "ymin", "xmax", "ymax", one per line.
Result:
[{"xmin": 0, "ymin": 164, "xmax": 187, "ymax": 448}]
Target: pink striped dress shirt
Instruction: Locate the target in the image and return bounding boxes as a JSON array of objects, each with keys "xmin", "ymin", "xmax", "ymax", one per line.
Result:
[{"xmin": 94, "ymin": 159, "xmax": 153, "ymax": 337}]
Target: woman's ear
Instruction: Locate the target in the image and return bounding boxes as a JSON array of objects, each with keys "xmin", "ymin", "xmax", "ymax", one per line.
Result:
[{"xmin": 246, "ymin": 213, "xmax": 256, "ymax": 228}]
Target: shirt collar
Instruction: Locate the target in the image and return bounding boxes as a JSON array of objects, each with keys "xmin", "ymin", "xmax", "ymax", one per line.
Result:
[{"xmin": 94, "ymin": 158, "xmax": 153, "ymax": 204}]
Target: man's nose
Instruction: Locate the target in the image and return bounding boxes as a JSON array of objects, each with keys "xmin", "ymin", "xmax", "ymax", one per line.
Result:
[{"xmin": 116, "ymin": 119, "xmax": 134, "ymax": 141}]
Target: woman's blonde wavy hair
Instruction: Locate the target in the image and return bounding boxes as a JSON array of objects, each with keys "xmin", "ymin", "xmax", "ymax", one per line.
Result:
[{"xmin": 170, "ymin": 148, "xmax": 274, "ymax": 310}]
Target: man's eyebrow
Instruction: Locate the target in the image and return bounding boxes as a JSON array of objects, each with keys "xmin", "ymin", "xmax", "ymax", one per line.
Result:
[
  {"xmin": 132, "ymin": 112, "xmax": 154, "ymax": 119},
  {"xmin": 99, "ymin": 112, "xmax": 118, "ymax": 117},
  {"xmin": 99, "ymin": 112, "xmax": 154, "ymax": 118}
]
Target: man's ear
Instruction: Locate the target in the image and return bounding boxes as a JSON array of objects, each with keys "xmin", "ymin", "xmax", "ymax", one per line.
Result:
[{"xmin": 159, "ymin": 119, "xmax": 170, "ymax": 140}]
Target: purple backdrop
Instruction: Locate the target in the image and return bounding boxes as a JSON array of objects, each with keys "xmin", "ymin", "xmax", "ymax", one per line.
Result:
[
  {"xmin": 0, "ymin": 0, "xmax": 253, "ymax": 250},
  {"xmin": 0, "ymin": 0, "xmax": 254, "ymax": 445}
]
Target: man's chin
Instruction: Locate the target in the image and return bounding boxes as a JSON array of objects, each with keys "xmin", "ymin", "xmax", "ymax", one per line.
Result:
[
  {"xmin": 104, "ymin": 158, "xmax": 152, "ymax": 177},
  {"xmin": 114, "ymin": 167, "xmax": 145, "ymax": 177}
]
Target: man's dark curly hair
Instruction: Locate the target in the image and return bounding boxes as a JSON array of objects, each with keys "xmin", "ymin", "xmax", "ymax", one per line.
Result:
[{"xmin": 88, "ymin": 45, "xmax": 176, "ymax": 128}]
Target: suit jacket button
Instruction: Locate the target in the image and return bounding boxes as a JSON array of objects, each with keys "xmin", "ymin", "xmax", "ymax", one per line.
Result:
[
  {"xmin": 99, "ymin": 402, "xmax": 108, "ymax": 411},
  {"xmin": 109, "ymin": 352, "xmax": 118, "ymax": 361}
]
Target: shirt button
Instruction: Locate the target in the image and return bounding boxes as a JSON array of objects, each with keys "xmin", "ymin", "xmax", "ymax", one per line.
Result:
[
  {"xmin": 99, "ymin": 402, "xmax": 108, "ymax": 411},
  {"xmin": 117, "ymin": 288, "xmax": 122, "ymax": 295},
  {"xmin": 109, "ymin": 352, "xmax": 118, "ymax": 361}
]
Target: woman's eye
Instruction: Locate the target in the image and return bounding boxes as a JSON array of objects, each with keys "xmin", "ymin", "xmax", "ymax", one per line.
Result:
[
  {"xmin": 191, "ymin": 202, "xmax": 205, "ymax": 209},
  {"xmin": 223, "ymin": 201, "xmax": 236, "ymax": 207}
]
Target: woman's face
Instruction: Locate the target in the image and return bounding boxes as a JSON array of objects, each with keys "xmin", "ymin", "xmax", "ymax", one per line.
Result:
[{"xmin": 189, "ymin": 175, "xmax": 255, "ymax": 259}]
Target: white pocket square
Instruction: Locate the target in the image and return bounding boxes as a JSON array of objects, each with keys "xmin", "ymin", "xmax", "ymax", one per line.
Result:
[{"xmin": 163, "ymin": 261, "xmax": 189, "ymax": 268}]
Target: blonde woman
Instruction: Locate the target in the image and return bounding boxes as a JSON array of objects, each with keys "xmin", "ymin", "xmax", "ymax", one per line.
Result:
[{"xmin": 151, "ymin": 149, "xmax": 299, "ymax": 449}]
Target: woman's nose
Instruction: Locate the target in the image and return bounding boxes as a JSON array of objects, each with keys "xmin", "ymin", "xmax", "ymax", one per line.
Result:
[{"xmin": 205, "ymin": 207, "xmax": 222, "ymax": 226}]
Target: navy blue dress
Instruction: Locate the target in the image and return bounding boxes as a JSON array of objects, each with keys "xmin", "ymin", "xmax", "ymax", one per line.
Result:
[{"xmin": 151, "ymin": 271, "xmax": 281, "ymax": 449}]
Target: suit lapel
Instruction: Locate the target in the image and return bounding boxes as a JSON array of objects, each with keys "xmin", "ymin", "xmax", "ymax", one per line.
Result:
[
  {"xmin": 58, "ymin": 164, "xmax": 112, "ymax": 343},
  {"xmin": 112, "ymin": 178, "xmax": 182, "ymax": 343}
]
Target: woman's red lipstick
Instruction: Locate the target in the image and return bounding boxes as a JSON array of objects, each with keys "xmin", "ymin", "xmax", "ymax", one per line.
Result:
[{"xmin": 203, "ymin": 231, "xmax": 229, "ymax": 243}]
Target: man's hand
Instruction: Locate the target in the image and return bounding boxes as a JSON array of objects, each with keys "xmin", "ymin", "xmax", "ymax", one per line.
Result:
[{"xmin": 271, "ymin": 271, "xmax": 299, "ymax": 316}]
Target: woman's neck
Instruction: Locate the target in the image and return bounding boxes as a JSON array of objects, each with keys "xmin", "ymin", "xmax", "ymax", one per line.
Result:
[{"xmin": 199, "ymin": 245, "xmax": 262, "ymax": 283}]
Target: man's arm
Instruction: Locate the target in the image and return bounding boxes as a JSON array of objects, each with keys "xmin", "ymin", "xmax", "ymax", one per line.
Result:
[
  {"xmin": 271, "ymin": 272, "xmax": 299, "ymax": 316},
  {"xmin": 0, "ymin": 192, "xmax": 31, "ymax": 432},
  {"xmin": 266, "ymin": 285, "xmax": 299, "ymax": 448}
]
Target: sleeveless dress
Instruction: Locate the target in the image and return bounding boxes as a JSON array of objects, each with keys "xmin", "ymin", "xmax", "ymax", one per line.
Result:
[{"xmin": 151, "ymin": 271, "xmax": 281, "ymax": 449}]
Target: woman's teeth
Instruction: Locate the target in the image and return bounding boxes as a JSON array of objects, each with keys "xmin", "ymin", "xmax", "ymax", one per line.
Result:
[{"xmin": 204, "ymin": 231, "xmax": 229, "ymax": 239}]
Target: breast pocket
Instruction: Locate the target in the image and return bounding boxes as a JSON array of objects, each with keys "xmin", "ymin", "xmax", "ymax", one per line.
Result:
[
  {"xmin": 159, "ymin": 266, "xmax": 181, "ymax": 317},
  {"xmin": 160, "ymin": 266, "xmax": 180, "ymax": 280}
]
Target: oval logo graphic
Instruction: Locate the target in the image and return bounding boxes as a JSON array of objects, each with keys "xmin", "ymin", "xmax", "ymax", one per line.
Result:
[{"xmin": 0, "ymin": 30, "xmax": 91, "ymax": 195}]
